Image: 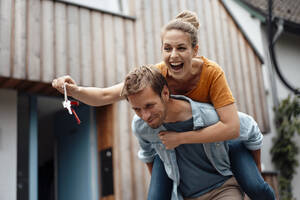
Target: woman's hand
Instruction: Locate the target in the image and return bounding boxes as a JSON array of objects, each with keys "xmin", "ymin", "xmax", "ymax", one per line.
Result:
[
  {"xmin": 159, "ymin": 131, "xmax": 183, "ymax": 149},
  {"xmin": 52, "ymin": 75, "xmax": 79, "ymax": 97}
]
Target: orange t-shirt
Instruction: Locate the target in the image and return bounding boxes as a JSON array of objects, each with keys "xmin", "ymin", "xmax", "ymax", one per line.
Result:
[{"xmin": 155, "ymin": 56, "xmax": 235, "ymax": 109}]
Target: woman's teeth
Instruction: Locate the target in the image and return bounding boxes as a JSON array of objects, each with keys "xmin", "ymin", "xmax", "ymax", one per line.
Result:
[{"xmin": 170, "ymin": 63, "xmax": 183, "ymax": 70}]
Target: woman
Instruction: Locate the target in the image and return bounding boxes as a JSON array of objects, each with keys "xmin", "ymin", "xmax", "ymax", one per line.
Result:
[{"xmin": 52, "ymin": 10, "xmax": 275, "ymax": 200}]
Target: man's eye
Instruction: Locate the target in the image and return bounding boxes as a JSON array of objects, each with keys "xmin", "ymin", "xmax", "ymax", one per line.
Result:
[
  {"xmin": 178, "ymin": 47, "xmax": 186, "ymax": 51},
  {"xmin": 146, "ymin": 104, "xmax": 154, "ymax": 109},
  {"xmin": 133, "ymin": 108, "xmax": 140, "ymax": 112},
  {"xmin": 164, "ymin": 47, "xmax": 171, "ymax": 51}
]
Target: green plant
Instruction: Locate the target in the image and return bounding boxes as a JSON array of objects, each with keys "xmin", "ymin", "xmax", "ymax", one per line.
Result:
[{"xmin": 271, "ymin": 95, "xmax": 300, "ymax": 200}]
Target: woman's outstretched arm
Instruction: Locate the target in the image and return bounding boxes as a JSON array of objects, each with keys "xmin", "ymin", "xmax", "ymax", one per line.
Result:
[{"xmin": 52, "ymin": 75, "xmax": 125, "ymax": 106}]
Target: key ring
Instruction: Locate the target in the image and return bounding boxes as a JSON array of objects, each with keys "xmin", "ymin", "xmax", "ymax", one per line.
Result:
[{"xmin": 62, "ymin": 83, "xmax": 81, "ymax": 124}]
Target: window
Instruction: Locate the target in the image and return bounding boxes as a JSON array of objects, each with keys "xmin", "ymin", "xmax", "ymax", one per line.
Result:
[{"xmin": 58, "ymin": 0, "xmax": 129, "ymax": 15}]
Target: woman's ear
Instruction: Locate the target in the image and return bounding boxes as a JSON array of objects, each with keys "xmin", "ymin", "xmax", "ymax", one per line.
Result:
[
  {"xmin": 193, "ymin": 45, "xmax": 199, "ymax": 57},
  {"xmin": 161, "ymin": 85, "xmax": 170, "ymax": 102}
]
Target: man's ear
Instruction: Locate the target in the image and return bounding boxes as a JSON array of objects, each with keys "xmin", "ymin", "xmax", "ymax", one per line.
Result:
[
  {"xmin": 193, "ymin": 45, "xmax": 199, "ymax": 57},
  {"xmin": 161, "ymin": 85, "xmax": 170, "ymax": 102}
]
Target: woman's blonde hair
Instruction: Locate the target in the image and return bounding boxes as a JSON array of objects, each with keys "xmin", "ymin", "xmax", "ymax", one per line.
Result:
[{"xmin": 161, "ymin": 10, "xmax": 200, "ymax": 48}]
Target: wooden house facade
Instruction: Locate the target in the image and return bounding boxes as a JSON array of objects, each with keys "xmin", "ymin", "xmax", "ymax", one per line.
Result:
[{"xmin": 0, "ymin": 0, "xmax": 270, "ymax": 200}]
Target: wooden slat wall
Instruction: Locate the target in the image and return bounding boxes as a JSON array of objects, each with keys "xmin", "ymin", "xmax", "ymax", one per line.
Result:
[{"xmin": 0, "ymin": 0, "xmax": 270, "ymax": 199}]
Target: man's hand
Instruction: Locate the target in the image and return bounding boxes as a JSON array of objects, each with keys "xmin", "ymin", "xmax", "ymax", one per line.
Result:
[
  {"xmin": 52, "ymin": 75, "xmax": 79, "ymax": 97},
  {"xmin": 159, "ymin": 131, "xmax": 182, "ymax": 149}
]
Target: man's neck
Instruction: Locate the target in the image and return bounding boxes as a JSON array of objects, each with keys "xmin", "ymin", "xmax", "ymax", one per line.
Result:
[{"xmin": 164, "ymin": 97, "xmax": 192, "ymax": 123}]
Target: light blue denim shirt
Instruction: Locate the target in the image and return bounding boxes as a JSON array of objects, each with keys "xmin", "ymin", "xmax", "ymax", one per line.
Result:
[{"xmin": 131, "ymin": 95, "xmax": 263, "ymax": 200}]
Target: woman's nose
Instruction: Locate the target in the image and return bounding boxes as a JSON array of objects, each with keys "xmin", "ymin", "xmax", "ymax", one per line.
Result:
[{"xmin": 170, "ymin": 49, "xmax": 178, "ymax": 58}]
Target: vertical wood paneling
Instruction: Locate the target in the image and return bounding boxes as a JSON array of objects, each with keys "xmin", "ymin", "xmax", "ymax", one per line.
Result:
[
  {"xmin": 219, "ymin": 4, "xmax": 238, "ymax": 99},
  {"xmin": 91, "ymin": 12, "xmax": 105, "ymax": 88},
  {"xmin": 27, "ymin": 0, "xmax": 40, "ymax": 81},
  {"xmin": 123, "ymin": 20, "xmax": 139, "ymax": 199},
  {"xmin": 228, "ymin": 18, "xmax": 246, "ymax": 112},
  {"xmin": 114, "ymin": 17, "xmax": 134, "ymax": 200},
  {"xmin": 238, "ymin": 32, "xmax": 253, "ymax": 115},
  {"xmin": 54, "ymin": 2, "xmax": 67, "ymax": 78},
  {"xmin": 41, "ymin": 0, "xmax": 54, "ymax": 82},
  {"xmin": 134, "ymin": 0, "xmax": 146, "ymax": 67},
  {"xmin": 117, "ymin": 102, "xmax": 133, "ymax": 200},
  {"xmin": 152, "ymin": 0, "xmax": 162, "ymax": 63},
  {"xmin": 143, "ymin": 0, "xmax": 155, "ymax": 64},
  {"xmin": 79, "ymin": 8, "xmax": 93, "ymax": 86},
  {"xmin": 132, "ymin": 0, "xmax": 149, "ymax": 199},
  {"xmin": 67, "ymin": 6, "xmax": 80, "ymax": 83},
  {"xmin": 186, "ymin": 0, "xmax": 196, "ymax": 12},
  {"xmin": 114, "ymin": 18, "xmax": 126, "ymax": 83},
  {"xmin": 161, "ymin": 0, "xmax": 170, "ymax": 26},
  {"xmin": 125, "ymin": 20, "xmax": 136, "ymax": 70},
  {"xmin": 203, "ymin": 0, "xmax": 216, "ymax": 60},
  {"xmin": 178, "ymin": 0, "xmax": 187, "ymax": 11},
  {"xmin": 0, "ymin": 0, "xmax": 12, "ymax": 76},
  {"xmin": 246, "ymin": 47, "xmax": 262, "ymax": 126},
  {"xmin": 169, "ymin": 0, "xmax": 178, "ymax": 19},
  {"xmin": 195, "ymin": 0, "xmax": 208, "ymax": 57},
  {"xmin": 254, "ymin": 56, "xmax": 270, "ymax": 132},
  {"xmin": 211, "ymin": 1, "xmax": 226, "ymax": 72},
  {"xmin": 12, "ymin": 0, "xmax": 27, "ymax": 79},
  {"xmin": 103, "ymin": 15, "xmax": 115, "ymax": 86}
]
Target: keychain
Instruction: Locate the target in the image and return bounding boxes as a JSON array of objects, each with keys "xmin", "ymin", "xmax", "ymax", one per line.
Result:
[{"xmin": 62, "ymin": 83, "xmax": 81, "ymax": 124}]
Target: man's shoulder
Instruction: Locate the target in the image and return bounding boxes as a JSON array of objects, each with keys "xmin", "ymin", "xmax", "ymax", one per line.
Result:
[
  {"xmin": 132, "ymin": 115, "xmax": 150, "ymax": 134},
  {"xmin": 172, "ymin": 95, "xmax": 219, "ymax": 127},
  {"xmin": 172, "ymin": 95, "xmax": 215, "ymax": 109}
]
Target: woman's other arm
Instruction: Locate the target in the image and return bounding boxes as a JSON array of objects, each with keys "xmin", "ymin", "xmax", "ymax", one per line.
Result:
[
  {"xmin": 159, "ymin": 103, "xmax": 240, "ymax": 148},
  {"xmin": 52, "ymin": 75, "xmax": 125, "ymax": 106}
]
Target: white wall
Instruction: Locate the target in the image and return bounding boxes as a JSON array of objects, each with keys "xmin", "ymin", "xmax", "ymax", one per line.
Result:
[
  {"xmin": 267, "ymin": 31, "xmax": 300, "ymax": 199},
  {"xmin": 225, "ymin": 0, "xmax": 300, "ymax": 198},
  {"xmin": 0, "ymin": 89, "xmax": 17, "ymax": 200}
]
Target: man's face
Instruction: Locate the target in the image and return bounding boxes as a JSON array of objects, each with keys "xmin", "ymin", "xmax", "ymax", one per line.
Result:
[{"xmin": 128, "ymin": 86, "xmax": 168, "ymax": 129}]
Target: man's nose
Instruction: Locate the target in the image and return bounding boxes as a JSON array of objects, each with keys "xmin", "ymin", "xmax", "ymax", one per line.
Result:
[{"xmin": 141, "ymin": 110, "xmax": 151, "ymax": 121}]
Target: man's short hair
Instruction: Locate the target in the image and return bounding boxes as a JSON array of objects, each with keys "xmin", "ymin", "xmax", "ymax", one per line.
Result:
[{"xmin": 121, "ymin": 65, "xmax": 168, "ymax": 99}]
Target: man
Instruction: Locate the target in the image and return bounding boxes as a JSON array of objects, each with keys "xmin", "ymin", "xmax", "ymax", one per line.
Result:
[{"xmin": 121, "ymin": 66, "xmax": 263, "ymax": 200}]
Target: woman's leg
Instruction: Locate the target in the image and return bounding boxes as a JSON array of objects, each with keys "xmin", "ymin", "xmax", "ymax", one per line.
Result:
[
  {"xmin": 228, "ymin": 140, "xmax": 276, "ymax": 200},
  {"xmin": 147, "ymin": 155, "xmax": 173, "ymax": 200}
]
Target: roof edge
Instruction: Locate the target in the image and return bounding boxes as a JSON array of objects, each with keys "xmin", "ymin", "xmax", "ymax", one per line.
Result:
[
  {"xmin": 236, "ymin": 0, "xmax": 300, "ymax": 35},
  {"xmin": 220, "ymin": 0, "xmax": 265, "ymax": 64}
]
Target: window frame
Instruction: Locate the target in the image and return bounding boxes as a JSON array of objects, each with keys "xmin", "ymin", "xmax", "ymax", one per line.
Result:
[{"xmin": 56, "ymin": 0, "xmax": 135, "ymax": 20}]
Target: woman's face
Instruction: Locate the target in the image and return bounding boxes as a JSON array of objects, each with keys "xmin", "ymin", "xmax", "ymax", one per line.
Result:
[{"xmin": 162, "ymin": 29, "xmax": 198, "ymax": 80}]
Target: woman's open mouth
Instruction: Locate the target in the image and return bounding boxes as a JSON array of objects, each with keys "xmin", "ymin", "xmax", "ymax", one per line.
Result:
[{"xmin": 170, "ymin": 62, "xmax": 184, "ymax": 72}]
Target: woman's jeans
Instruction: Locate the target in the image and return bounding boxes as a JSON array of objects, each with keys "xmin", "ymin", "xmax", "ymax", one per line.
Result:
[
  {"xmin": 147, "ymin": 140, "xmax": 276, "ymax": 200},
  {"xmin": 148, "ymin": 155, "xmax": 173, "ymax": 200}
]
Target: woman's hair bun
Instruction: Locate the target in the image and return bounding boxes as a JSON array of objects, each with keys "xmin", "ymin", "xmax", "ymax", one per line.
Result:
[{"xmin": 175, "ymin": 10, "xmax": 200, "ymax": 30}]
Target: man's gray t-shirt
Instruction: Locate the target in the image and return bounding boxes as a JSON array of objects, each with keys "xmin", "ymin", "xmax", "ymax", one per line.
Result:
[{"xmin": 163, "ymin": 118, "xmax": 231, "ymax": 198}]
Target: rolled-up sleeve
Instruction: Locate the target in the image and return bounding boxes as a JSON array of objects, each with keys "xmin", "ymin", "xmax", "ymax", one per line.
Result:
[
  {"xmin": 238, "ymin": 112, "xmax": 263, "ymax": 150},
  {"xmin": 132, "ymin": 117, "xmax": 157, "ymax": 163}
]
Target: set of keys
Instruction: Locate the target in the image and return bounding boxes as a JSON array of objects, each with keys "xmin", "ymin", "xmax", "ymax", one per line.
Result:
[{"xmin": 62, "ymin": 83, "xmax": 81, "ymax": 124}]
